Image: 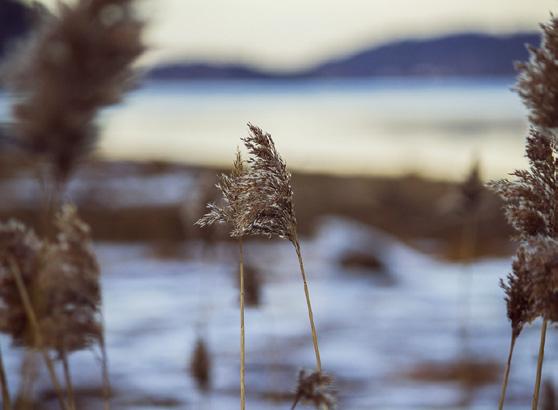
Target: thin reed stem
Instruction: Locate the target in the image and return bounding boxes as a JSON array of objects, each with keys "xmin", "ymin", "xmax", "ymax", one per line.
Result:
[
  {"xmin": 293, "ymin": 237, "xmax": 322, "ymax": 372},
  {"xmin": 61, "ymin": 349, "xmax": 75, "ymax": 410},
  {"xmin": 238, "ymin": 239, "xmax": 246, "ymax": 410},
  {"xmin": 16, "ymin": 350, "xmax": 38, "ymax": 410},
  {"xmin": 99, "ymin": 315, "xmax": 112, "ymax": 410},
  {"xmin": 498, "ymin": 335, "xmax": 517, "ymax": 410},
  {"xmin": 6, "ymin": 257, "xmax": 69, "ymax": 410},
  {"xmin": 532, "ymin": 319, "xmax": 548, "ymax": 410},
  {"xmin": 0, "ymin": 343, "xmax": 11, "ymax": 410}
]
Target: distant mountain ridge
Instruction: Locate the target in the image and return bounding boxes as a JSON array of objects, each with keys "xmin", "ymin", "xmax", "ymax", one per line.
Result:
[{"xmin": 148, "ymin": 32, "xmax": 540, "ymax": 80}]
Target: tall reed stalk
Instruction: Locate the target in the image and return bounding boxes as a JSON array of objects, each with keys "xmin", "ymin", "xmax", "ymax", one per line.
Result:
[
  {"xmin": 498, "ymin": 335, "xmax": 517, "ymax": 410},
  {"xmin": 196, "ymin": 150, "xmax": 248, "ymax": 408},
  {"xmin": 99, "ymin": 319, "xmax": 112, "ymax": 410},
  {"xmin": 61, "ymin": 348, "xmax": 76, "ymax": 410},
  {"xmin": 293, "ymin": 236, "xmax": 321, "ymax": 371},
  {"xmin": 237, "ymin": 124, "xmax": 334, "ymax": 408},
  {"xmin": 239, "ymin": 239, "xmax": 246, "ymax": 410},
  {"xmin": 532, "ymin": 319, "xmax": 549, "ymax": 410}
]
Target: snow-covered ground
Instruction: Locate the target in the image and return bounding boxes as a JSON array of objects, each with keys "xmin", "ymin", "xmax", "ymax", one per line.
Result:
[{"xmin": 1, "ymin": 217, "xmax": 555, "ymax": 409}]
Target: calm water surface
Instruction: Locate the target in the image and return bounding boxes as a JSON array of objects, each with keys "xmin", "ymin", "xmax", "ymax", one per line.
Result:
[{"xmin": 0, "ymin": 78, "xmax": 528, "ymax": 179}]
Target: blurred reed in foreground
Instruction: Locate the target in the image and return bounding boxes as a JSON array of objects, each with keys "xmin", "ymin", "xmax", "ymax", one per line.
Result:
[
  {"xmin": 4, "ymin": 0, "xmax": 144, "ymax": 185},
  {"xmin": 0, "ymin": 0, "xmax": 144, "ymax": 408},
  {"xmin": 490, "ymin": 14, "xmax": 558, "ymax": 410}
]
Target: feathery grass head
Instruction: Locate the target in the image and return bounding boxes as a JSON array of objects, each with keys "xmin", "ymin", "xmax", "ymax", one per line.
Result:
[
  {"xmin": 516, "ymin": 15, "xmax": 558, "ymax": 129},
  {"xmin": 195, "ymin": 149, "xmax": 248, "ymax": 237},
  {"xmin": 37, "ymin": 204, "xmax": 102, "ymax": 355},
  {"xmin": 489, "ymin": 128, "xmax": 558, "ymax": 240},
  {"xmin": 0, "ymin": 220, "xmax": 43, "ymax": 345},
  {"xmin": 6, "ymin": 0, "xmax": 144, "ymax": 181},
  {"xmin": 292, "ymin": 370, "xmax": 336, "ymax": 410},
  {"xmin": 501, "ymin": 243, "xmax": 537, "ymax": 338},
  {"xmin": 0, "ymin": 206, "xmax": 102, "ymax": 355},
  {"xmin": 239, "ymin": 123, "xmax": 297, "ymax": 241},
  {"xmin": 517, "ymin": 237, "xmax": 558, "ymax": 323}
]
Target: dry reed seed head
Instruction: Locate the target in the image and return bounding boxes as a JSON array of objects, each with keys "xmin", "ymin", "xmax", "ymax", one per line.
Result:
[
  {"xmin": 516, "ymin": 237, "xmax": 558, "ymax": 322},
  {"xmin": 238, "ymin": 123, "xmax": 297, "ymax": 241},
  {"xmin": 502, "ymin": 244, "xmax": 537, "ymax": 338},
  {"xmin": 0, "ymin": 220, "xmax": 43, "ymax": 345},
  {"xmin": 195, "ymin": 149, "xmax": 249, "ymax": 237},
  {"xmin": 516, "ymin": 15, "xmax": 558, "ymax": 128},
  {"xmin": 36, "ymin": 204, "xmax": 102, "ymax": 355},
  {"xmin": 460, "ymin": 159, "xmax": 483, "ymax": 214},
  {"xmin": 6, "ymin": 0, "xmax": 144, "ymax": 181},
  {"xmin": 488, "ymin": 128, "xmax": 558, "ymax": 240},
  {"xmin": 292, "ymin": 370, "xmax": 336, "ymax": 410},
  {"xmin": 189, "ymin": 337, "xmax": 211, "ymax": 391}
]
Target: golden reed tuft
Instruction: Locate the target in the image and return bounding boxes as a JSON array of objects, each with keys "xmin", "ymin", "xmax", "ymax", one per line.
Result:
[
  {"xmin": 196, "ymin": 149, "xmax": 247, "ymax": 234},
  {"xmin": 237, "ymin": 124, "xmax": 297, "ymax": 240}
]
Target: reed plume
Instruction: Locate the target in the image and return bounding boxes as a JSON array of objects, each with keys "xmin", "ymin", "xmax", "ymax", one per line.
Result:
[
  {"xmin": 239, "ymin": 124, "xmax": 333, "ymax": 409},
  {"xmin": 38, "ymin": 205, "xmax": 103, "ymax": 409},
  {"xmin": 516, "ymin": 15, "xmax": 558, "ymax": 129},
  {"xmin": 0, "ymin": 220, "xmax": 68, "ymax": 409},
  {"xmin": 5, "ymin": 0, "xmax": 144, "ymax": 183},
  {"xmin": 490, "ymin": 129, "xmax": 557, "ymax": 241},
  {"xmin": 490, "ymin": 14, "xmax": 558, "ymax": 409},
  {"xmin": 0, "ymin": 206, "xmax": 106, "ymax": 410},
  {"xmin": 491, "ymin": 129, "xmax": 558, "ymax": 410},
  {"xmin": 196, "ymin": 149, "xmax": 249, "ymax": 410}
]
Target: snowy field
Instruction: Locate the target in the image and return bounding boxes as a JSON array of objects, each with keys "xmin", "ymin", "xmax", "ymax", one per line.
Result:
[{"xmin": 1, "ymin": 216, "xmax": 553, "ymax": 409}]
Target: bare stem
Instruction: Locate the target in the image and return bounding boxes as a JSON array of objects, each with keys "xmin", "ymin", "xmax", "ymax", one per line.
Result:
[
  {"xmin": 61, "ymin": 350, "xmax": 76, "ymax": 410},
  {"xmin": 293, "ymin": 237, "xmax": 322, "ymax": 372},
  {"xmin": 7, "ymin": 257, "xmax": 69, "ymax": 410},
  {"xmin": 532, "ymin": 319, "xmax": 548, "ymax": 410},
  {"xmin": 99, "ymin": 314, "xmax": 112, "ymax": 410},
  {"xmin": 239, "ymin": 239, "xmax": 246, "ymax": 410},
  {"xmin": 0, "ymin": 343, "xmax": 11, "ymax": 410},
  {"xmin": 498, "ymin": 334, "xmax": 517, "ymax": 410},
  {"xmin": 16, "ymin": 350, "xmax": 38, "ymax": 410}
]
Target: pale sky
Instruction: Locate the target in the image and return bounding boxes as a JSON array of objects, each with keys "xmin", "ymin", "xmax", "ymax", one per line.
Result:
[{"xmin": 35, "ymin": 0, "xmax": 558, "ymax": 71}]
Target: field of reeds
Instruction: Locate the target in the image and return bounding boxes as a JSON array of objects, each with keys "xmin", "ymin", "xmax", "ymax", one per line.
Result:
[{"xmin": 2, "ymin": 0, "xmax": 558, "ymax": 409}]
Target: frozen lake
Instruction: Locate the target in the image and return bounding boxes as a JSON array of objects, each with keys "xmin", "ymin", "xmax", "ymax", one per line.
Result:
[{"xmin": 0, "ymin": 78, "xmax": 529, "ymax": 180}]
